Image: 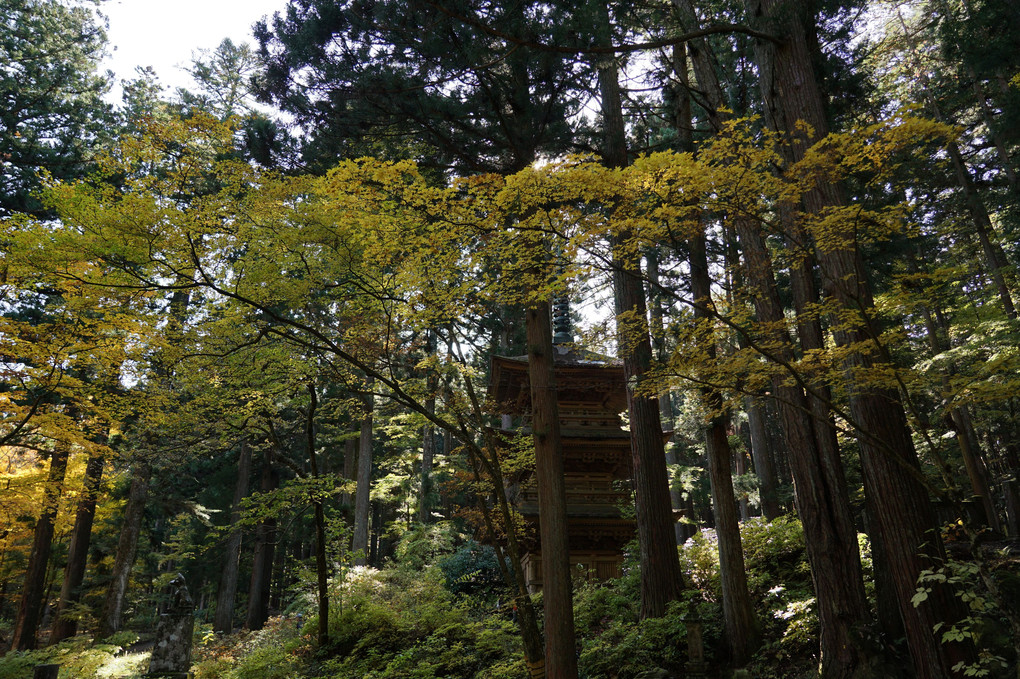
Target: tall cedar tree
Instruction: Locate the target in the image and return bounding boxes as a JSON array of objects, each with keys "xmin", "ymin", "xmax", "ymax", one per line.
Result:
[
  {"xmin": 670, "ymin": 1, "xmax": 873, "ymax": 673},
  {"xmin": 745, "ymin": 0, "xmax": 976, "ymax": 676},
  {"xmin": 0, "ymin": 0, "xmax": 111, "ymax": 216},
  {"xmin": 594, "ymin": 0, "xmax": 688, "ymax": 621},
  {"xmin": 253, "ymin": 0, "xmax": 590, "ymax": 174}
]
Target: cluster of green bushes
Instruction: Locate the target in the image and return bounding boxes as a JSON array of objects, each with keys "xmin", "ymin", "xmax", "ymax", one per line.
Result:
[
  {"xmin": 0, "ymin": 517, "xmax": 822, "ymax": 678},
  {"xmin": 7, "ymin": 515, "xmax": 1014, "ymax": 678},
  {"xmin": 0, "ymin": 632, "xmax": 143, "ymax": 679}
]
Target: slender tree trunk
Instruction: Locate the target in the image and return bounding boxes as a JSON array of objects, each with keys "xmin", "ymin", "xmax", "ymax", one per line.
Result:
[
  {"xmin": 306, "ymin": 385, "xmax": 329, "ymax": 647},
  {"xmin": 733, "ymin": 440, "xmax": 751, "ymax": 521},
  {"xmin": 420, "ymin": 330, "xmax": 438, "ymax": 524},
  {"xmin": 690, "ymin": 231, "xmax": 760, "ymax": 665},
  {"xmin": 526, "ymin": 300, "xmax": 577, "ymax": 679},
  {"xmin": 744, "ymin": 396, "xmax": 781, "ymax": 519},
  {"xmin": 213, "ymin": 441, "xmax": 251, "ymax": 634},
  {"xmin": 50, "ymin": 448, "xmax": 104, "ymax": 643},
  {"xmin": 97, "ymin": 463, "xmax": 150, "ymax": 640},
  {"xmin": 1004, "ymin": 479, "xmax": 1020, "ymax": 538},
  {"xmin": 945, "ymin": 139, "xmax": 1018, "ymax": 319},
  {"xmin": 967, "ymin": 66, "xmax": 1017, "ymax": 190},
  {"xmin": 647, "ymin": 248, "xmax": 688, "ymax": 542},
  {"xmin": 894, "ymin": 8, "xmax": 1018, "ymax": 319},
  {"xmin": 245, "ymin": 451, "xmax": 277, "ymax": 631},
  {"xmin": 915, "ymin": 275, "xmax": 1001, "ymax": 533},
  {"xmin": 353, "ymin": 389, "xmax": 373, "ymax": 566},
  {"xmin": 420, "ymin": 416, "xmax": 436, "ymax": 525},
  {"xmin": 464, "ymin": 432, "xmax": 546, "ymax": 670},
  {"xmin": 11, "ymin": 441, "xmax": 70, "ymax": 650}
]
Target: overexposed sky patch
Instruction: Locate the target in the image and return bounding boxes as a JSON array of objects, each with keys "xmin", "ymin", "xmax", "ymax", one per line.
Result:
[{"xmin": 100, "ymin": 0, "xmax": 288, "ymax": 99}]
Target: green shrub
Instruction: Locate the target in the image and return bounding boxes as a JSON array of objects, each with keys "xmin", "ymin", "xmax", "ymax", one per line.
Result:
[
  {"xmin": 192, "ymin": 615, "xmax": 310, "ymax": 679},
  {"xmin": 321, "ymin": 565, "xmax": 523, "ymax": 678},
  {"xmin": 572, "ymin": 578, "xmax": 638, "ymax": 636},
  {"xmin": 678, "ymin": 529, "xmax": 721, "ymax": 600},
  {"xmin": 395, "ymin": 521, "xmax": 460, "ymax": 571},
  {"xmin": 437, "ymin": 538, "xmax": 508, "ymax": 600},
  {"xmin": 739, "ymin": 515, "xmax": 820, "ymax": 678},
  {"xmin": 0, "ymin": 651, "xmax": 36, "ymax": 679},
  {"xmin": 575, "ymin": 598, "xmax": 690, "ymax": 679},
  {"xmin": 0, "ymin": 635, "xmax": 144, "ymax": 679}
]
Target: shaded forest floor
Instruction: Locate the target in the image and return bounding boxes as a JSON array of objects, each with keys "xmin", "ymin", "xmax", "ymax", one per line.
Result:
[{"xmin": 2, "ymin": 518, "xmax": 1018, "ymax": 679}]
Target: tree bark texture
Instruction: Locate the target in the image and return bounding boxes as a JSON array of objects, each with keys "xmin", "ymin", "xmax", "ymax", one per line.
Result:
[
  {"xmin": 342, "ymin": 431, "xmax": 357, "ymax": 519},
  {"xmin": 213, "ymin": 441, "xmax": 251, "ymax": 634},
  {"xmin": 743, "ymin": 395, "xmax": 781, "ymax": 520},
  {"xmin": 11, "ymin": 442, "xmax": 70, "ymax": 650},
  {"xmin": 50, "ymin": 449, "xmax": 104, "ymax": 643},
  {"xmin": 97, "ymin": 463, "xmax": 150, "ymax": 640}
]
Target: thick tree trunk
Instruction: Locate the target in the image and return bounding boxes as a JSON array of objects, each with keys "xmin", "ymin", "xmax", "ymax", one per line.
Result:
[
  {"xmin": 863, "ymin": 502, "xmax": 906, "ymax": 650},
  {"xmin": 213, "ymin": 441, "xmax": 251, "ymax": 634},
  {"xmin": 526, "ymin": 300, "xmax": 577, "ymax": 679},
  {"xmin": 11, "ymin": 442, "xmax": 70, "ymax": 650},
  {"xmin": 341, "ymin": 431, "xmax": 357, "ymax": 520},
  {"xmin": 97, "ymin": 463, "xmax": 150, "ymax": 640},
  {"xmin": 50, "ymin": 449, "xmax": 104, "ymax": 643},
  {"xmin": 597, "ymin": 2, "xmax": 685, "ymax": 619},
  {"xmin": 353, "ymin": 390, "xmax": 373, "ymax": 567},
  {"xmin": 245, "ymin": 451, "xmax": 277, "ymax": 631},
  {"xmin": 734, "ymin": 213, "xmax": 873, "ymax": 675},
  {"xmin": 746, "ymin": 1, "xmax": 976, "ymax": 674}
]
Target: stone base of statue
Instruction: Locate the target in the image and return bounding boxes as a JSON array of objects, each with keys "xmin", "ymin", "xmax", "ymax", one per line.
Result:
[
  {"xmin": 33, "ymin": 665, "xmax": 60, "ymax": 679},
  {"xmin": 684, "ymin": 617, "xmax": 710, "ymax": 678},
  {"xmin": 684, "ymin": 661, "xmax": 710, "ymax": 678},
  {"xmin": 144, "ymin": 574, "xmax": 195, "ymax": 679}
]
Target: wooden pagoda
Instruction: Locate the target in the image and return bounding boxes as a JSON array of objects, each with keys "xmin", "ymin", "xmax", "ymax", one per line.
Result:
[{"xmin": 488, "ymin": 342, "xmax": 637, "ymax": 592}]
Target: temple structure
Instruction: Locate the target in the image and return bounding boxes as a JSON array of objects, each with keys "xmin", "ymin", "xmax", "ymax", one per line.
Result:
[{"xmin": 488, "ymin": 310, "xmax": 637, "ymax": 592}]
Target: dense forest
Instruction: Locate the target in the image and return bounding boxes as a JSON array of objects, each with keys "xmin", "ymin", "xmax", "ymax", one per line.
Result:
[{"xmin": 1, "ymin": 0, "xmax": 1019, "ymax": 677}]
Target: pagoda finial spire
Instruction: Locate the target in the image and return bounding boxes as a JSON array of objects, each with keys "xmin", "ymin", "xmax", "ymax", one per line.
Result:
[
  {"xmin": 552, "ymin": 254, "xmax": 573, "ymax": 345},
  {"xmin": 552, "ymin": 293, "xmax": 572, "ymax": 344}
]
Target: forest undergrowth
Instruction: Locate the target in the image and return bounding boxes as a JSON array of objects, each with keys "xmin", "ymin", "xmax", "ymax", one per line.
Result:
[{"xmin": 3, "ymin": 517, "xmax": 1017, "ymax": 679}]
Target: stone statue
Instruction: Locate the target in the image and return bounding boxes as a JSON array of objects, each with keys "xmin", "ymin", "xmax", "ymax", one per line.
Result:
[{"xmin": 145, "ymin": 574, "xmax": 195, "ymax": 679}]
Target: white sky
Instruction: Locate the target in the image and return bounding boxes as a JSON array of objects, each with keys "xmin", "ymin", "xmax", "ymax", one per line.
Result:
[{"xmin": 99, "ymin": 0, "xmax": 289, "ymax": 100}]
